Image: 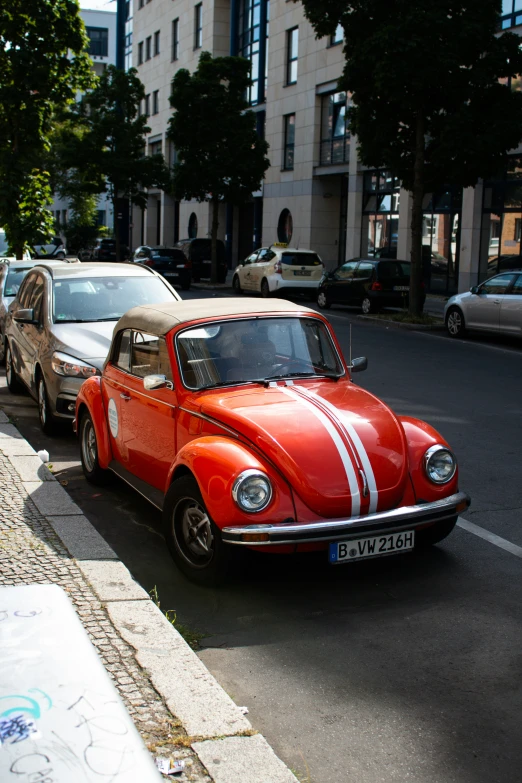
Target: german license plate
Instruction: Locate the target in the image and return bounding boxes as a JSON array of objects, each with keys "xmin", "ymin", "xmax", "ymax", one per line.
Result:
[
  {"xmin": 393, "ymin": 285, "xmax": 409, "ymax": 291},
  {"xmin": 329, "ymin": 530, "xmax": 415, "ymax": 563},
  {"xmin": 164, "ymin": 272, "xmax": 179, "ymax": 277},
  {"xmin": 294, "ymin": 270, "xmax": 312, "ymax": 276}
]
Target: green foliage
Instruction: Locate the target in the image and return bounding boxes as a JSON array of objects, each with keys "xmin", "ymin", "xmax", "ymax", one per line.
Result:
[
  {"xmin": 0, "ymin": 0, "xmax": 94, "ymax": 257},
  {"xmin": 149, "ymin": 586, "xmax": 206, "ymax": 650},
  {"xmin": 297, "ymin": 0, "xmax": 522, "ymax": 313},
  {"xmin": 3, "ymin": 170, "xmax": 56, "ymax": 258}
]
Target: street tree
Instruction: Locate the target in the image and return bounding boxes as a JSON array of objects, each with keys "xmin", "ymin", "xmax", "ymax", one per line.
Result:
[
  {"xmin": 70, "ymin": 66, "xmax": 170, "ymax": 260},
  {"xmin": 297, "ymin": 0, "xmax": 522, "ymax": 314},
  {"xmin": 0, "ymin": 0, "xmax": 93, "ymax": 258},
  {"xmin": 168, "ymin": 51, "xmax": 270, "ymax": 283}
]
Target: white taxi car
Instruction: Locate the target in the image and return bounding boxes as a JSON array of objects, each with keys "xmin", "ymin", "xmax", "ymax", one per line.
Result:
[{"xmin": 232, "ymin": 244, "xmax": 324, "ymax": 298}]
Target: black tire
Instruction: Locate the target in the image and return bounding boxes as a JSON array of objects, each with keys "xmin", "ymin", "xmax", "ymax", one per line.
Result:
[
  {"xmin": 0, "ymin": 335, "xmax": 5, "ymax": 366},
  {"xmin": 232, "ymin": 275, "xmax": 242, "ymax": 294},
  {"xmin": 361, "ymin": 296, "xmax": 378, "ymax": 315},
  {"xmin": 79, "ymin": 411, "xmax": 112, "ymax": 485},
  {"xmin": 5, "ymin": 343, "xmax": 24, "ymax": 394},
  {"xmin": 261, "ymin": 279, "xmax": 270, "ymax": 298},
  {"xmin": 36, "ymin": 372, "xmax": 59, "ymax": 436},
  {"xmin": 416, "ymin": 516, "xmax": 458, "ymax": 547},
  {"xmin": 446, "ymin": 306, "xmax": 465, "ymax": 338},
  {"xmin": 163, "ymin": 475, "xmax": 234, "ymax": 586},
  {"xmin": 317, "ymin": 290, "xmax": 331, "ymax": 310}
]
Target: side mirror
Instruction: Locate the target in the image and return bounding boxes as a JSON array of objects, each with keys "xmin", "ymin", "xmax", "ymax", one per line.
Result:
[
  {"xmin": 143, "ymin": 374, "xmax": 173, "ymax": 391},
  {"xmin": 14, "ymin": 308, "xmax": 36, "ymax": 324},
  {"xmin": 350, "ymin": 356, "xmax": 368, "ymax": 373},
  {"xmin": 470, "ymin": 285, "xmax": 479, "ymax": 294}
]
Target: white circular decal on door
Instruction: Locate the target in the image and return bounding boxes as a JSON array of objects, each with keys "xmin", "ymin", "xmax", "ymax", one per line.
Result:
[{"xmin": 108, "ymin": 398, "xmax": 119, "ymax": 438}]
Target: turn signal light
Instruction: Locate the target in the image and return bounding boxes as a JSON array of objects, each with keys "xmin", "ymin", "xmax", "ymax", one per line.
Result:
[
  {"xmin": 456, "ymin": 501, "xmax": 468, "ymax": 514},
  {"xmin": 370, "ymin": 281, "xmax": 383, "ymax": 291},
  {"xmin": 241, "ymin": 532, "xmax": 270, "ymax": 542}
]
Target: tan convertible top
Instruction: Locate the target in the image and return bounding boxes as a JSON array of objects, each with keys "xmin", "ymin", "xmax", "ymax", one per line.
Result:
[{"xmin": 115, "ymin": 297, "xmax": 316, "ymax": 337}]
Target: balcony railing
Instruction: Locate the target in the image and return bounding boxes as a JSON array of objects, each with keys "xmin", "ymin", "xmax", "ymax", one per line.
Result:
[{"xmin": 320, "ymin": 136, "xmax": 349, "ymax": 166}]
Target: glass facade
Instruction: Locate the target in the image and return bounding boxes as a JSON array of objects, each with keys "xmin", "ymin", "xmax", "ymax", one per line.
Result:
[
  {"xmin": 422, "ymin": 187, "xmax": 462, "ymax": 293},
  {"xmin": 283, "ymin": 114, "xmax": 295, "ymax": 171},
  {"xmin": 501, "ymin": 0, "xmax": 522, "ymax": 28},
  {"xmin": 361, "ymin": 171, "xmax": 399, "ymax": 257},
  {"xmin": 320, "ymin": 92, "xmax": 350, "ymax": 166},
  {"xmin": 480, "ymin": 160, "xmax": 522, "ymax": 280},
  {"xmin": 237, "ymin": 0, "xmax": 269, "ymax": 105}
]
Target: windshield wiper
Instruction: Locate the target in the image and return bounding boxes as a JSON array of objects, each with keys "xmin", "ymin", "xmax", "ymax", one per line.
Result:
[
  {"xmin": 196, "ymin": 378, "xmax": 268, "ymax": 391},
  {"xmin": 196, "ymin": 372, "xmax": 341, "ymax": 391},
  {"xmin": 264, "ymin": 372, "xmax": 341, "ymax": 382}
]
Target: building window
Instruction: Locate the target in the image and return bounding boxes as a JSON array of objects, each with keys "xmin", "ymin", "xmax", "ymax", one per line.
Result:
[
  {"xmin": 96, "ymin": 210, "xmax": 106, "ymax": 227},
  {"xmin": 501, "ymin": 0, "xmax": 522, "ymax": 29},
  {"xmin": 86, "ymin": 27, "xmax": 108, "ymax": 57},
  {"xmin": 330, "ymin": 23, "xmax": 343, "ymax": 46},
  {"xmin": 154, "ymin": 30, "xmax": 160, "ymax": 56},
  {"xmin": 149, "ymin": 141, "xmax": 162, "ymax": 156},
  {"xmin": 277, "ymin": 209, "xmax": 293, "ymax": 244},
  {"xmin": 172, "ymin": 19, "xmax": 179, "ymax": 61},
  {"xmin": 282, "ymin": 114, "xmax": 295, "ymax": 171},
  {"xmin": 481, "ymin": 158, "xmax": 522, "ymax": 279},
  {"xmin": 362, "ymin": 171, "xmax": 400, "ymax": 260},
  {"xmin": 145, "ymin": 94, "xmax": 150, "ymax": 116},
  {"xmin": 237, "ymin": 0, "xmax": 269, "ymax": 106},
  {"xmin": 188, "ymin": 212, "xmax": 198, "ymax": 238},
  {"xmin": 138, "ymin": 41, "xmax": 143, "ymax": 65},
  {"xmin": 146, "ymin": 36, "xmax": 152, "ymax": 60},
  {"xmin": 286, "ymin": 27, "xmax": 298, "ymax": 85},
  {"xmin": 194, "ymin": 4, "xmax": 203, "ymax": 49},
  {"xmin": 320, "ymin": 91, "xmax": 350, "ymax": 166},
  {"xmin": 139, "ymin": 0, "xmax": 144, "ymax": 7},
  {"xmin": 152, "ymin": 91, "xmax": 159, "ymax": 115}
]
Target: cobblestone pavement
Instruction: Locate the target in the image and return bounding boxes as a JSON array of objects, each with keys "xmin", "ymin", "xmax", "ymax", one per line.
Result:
[{"xmin": 0, "ymin": 451, "xmax": 212, "ymax": 782}]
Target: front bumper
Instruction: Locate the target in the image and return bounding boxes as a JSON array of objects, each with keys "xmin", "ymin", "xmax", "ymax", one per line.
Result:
[{"xmin": 222, "ymin": 491, "xmax": 470, "ymax": 546}]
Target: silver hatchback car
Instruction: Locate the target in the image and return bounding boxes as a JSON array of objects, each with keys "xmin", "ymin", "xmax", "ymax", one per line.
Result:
[
  {"xmin": 4, "ymin": 262, "xmax": 182, "ymax": 434},
  {"xmin": 445, "ymin": 270, "xmax": 522, "ymax": 338}
]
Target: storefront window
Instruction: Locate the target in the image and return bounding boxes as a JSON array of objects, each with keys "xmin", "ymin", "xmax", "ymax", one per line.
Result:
[
  {"xmin": 361, "ymin": 170, "xmax": 399, "ymax": 257},
  {"xmin": 481, "ymin": 160, "xmax": 522, "ymax": 280},
  {"xmin": 421, "ymin": 187, "xmax": 461, "ymax": 294}
]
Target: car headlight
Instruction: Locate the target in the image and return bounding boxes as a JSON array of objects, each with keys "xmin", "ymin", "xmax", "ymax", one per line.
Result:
[
  {"xmin": 51, "ymin": 351, "xmax": 98, "ymax": 379},
  {"xmin": 424, "ymin": 445, "xmax": 456, "ymax": 484},
  {"xmin": 232, "ymin": 470, "xmax": 272, "ymax": 513}
]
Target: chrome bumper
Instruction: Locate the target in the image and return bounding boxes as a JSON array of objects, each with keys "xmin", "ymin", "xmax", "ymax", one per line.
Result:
[{"xmin": 222, "ymin": 491, "xmax": 470, "ymax": 546}]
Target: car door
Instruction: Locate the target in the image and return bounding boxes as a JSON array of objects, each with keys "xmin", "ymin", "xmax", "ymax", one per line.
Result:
[
  {"xmin": 15, "ymin": 273, "xmax": 47, "ymax": 395},
  {"xmin": 238, "ymin": 252, "xmax": 259, "ymax": 291},
  {"xmin": 351, "ymin": 261, "xmax": 374, "ymax": 304},
  {"xmin": 499, "ymin": 273, "xmax": 522, "ymax": 335},
  {"xmin": 466, "ymin": 273, "xmax": 516, "ymax": 331},
  {"xmin": 102, "ymin": 328, "xmax": 133, "ymax": 467},
  {"xmin": 252, "ymin": 248, "xmax": 277, "ymax": 290},
  {"xmin": 329, "ymin": 260, "xmax": 358, "ymax": 304},
  {"xmin": 8, "ymin": 272, "xmax": 38, "ymax": 386}
]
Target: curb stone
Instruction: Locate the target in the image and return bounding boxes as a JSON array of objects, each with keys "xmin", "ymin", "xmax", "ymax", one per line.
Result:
[
  {"xmin": 0, "ymin": 415, "xmax": 299, "ymax": 783},
  {"xmin": 357, "ymin": 314, "xmax": 446, "ymax": 331}
]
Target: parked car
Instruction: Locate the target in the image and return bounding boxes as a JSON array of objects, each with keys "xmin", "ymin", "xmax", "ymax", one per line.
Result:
[
  {"xmin": 5, "ymin": 262, "xmax": 181, "ymax": 435},
  {"xmin": 31, "ymin": 236, "xmax": 66, "ymax": 259},
  {"xmin": 0, "ymin": 228, "xmax": 32, "ymax": 261},
  {"xmin": 175, "ymin": 238, "xmax": 227, "ymax": 283},
  {"xmin": 0, "ymin": 258, "xmax": 80, "ymax": 365},
  {"xmin": 92, "ymin": 239, "xmax": 130, "ymax": 262},
  {"xmin": 317, "ymin": 258, "xmax": 425, "ymax": 314},
  {"xmin": 232, "ymin": 245, "xmax": 324, "ymax": 298},
  {"xmin": 487, "ymin": 254, "xmax": 522, "ymax": 276},
  {"xmin": 445, "ymin": 270, "xmax": 522, "ymax": 338},
  {"xmin": 75, "ymin": 297, "xmax": 470, "ymax": 586},
  {"xmin": 132, "ymin": 246, "xmax": 191, "ymax": 290}
]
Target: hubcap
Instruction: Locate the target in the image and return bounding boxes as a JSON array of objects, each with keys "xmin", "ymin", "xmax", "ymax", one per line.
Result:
[
  {"xmin": 82, "ymin": 420, "xmax": 97, "ymax": 473},
  {"xmin": 6, "ymin": 348, "xmax": 12, "ymax": 383},
  {"xmin": 38, "ymin": 380, "xmax": 47, "ymax": 424},
  {"xmin": 362, "ymin": 298, "xmax": 371, "ymax": 314},
  {"xmin": 318, "ymin": 292, "xmax": 326, "ymax": 307},
  {"xmin": 447, "ymin": 311, "xmax": 461, "ymax": 335},
  {"xmin": 174, "ymin": 497, "xmax": 214, "ymax": 568}
]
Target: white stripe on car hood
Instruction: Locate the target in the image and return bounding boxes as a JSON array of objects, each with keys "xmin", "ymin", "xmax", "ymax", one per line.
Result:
[{"xmin": 280, "ymin": 386, "xmax": 361, "ymax": 516}]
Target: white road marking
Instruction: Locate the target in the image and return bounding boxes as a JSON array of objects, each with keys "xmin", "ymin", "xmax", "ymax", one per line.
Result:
[{"xmin": 457, "ymin": 517, "xmax": 522, "ymax": 559}]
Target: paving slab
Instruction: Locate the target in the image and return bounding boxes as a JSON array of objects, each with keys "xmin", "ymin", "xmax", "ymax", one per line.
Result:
[
  {"xmin": 0, "ymin": 436, "xmax": 37, "ymax": 455},
  {"xmin": 8, "ymin": 453, "xmax": 55, "ymax": 482},
  {"xmin": 108, "ymin": 599, "xmax": 252, "ymax": 739},
  {"xmin": 192, "ymin": 735, "xmax": 299, "ymax": 783},
  {"xmin": 23, "ymin": 479, "xmax": 83, "ymax": 515},
  {"xmin": 0, "ymin": 422, "xmax": 24, "ymax": 438},
  {"xmin": 47, "ymin": 514, "xmax": 119, "ymax": 560},
  {"xmin": 0, "ymin": 410, "xmax": 8, "ymax": 423},
  {"xmin": 79, "ymin": 560, "xmax": 151, "ymax": 601}
]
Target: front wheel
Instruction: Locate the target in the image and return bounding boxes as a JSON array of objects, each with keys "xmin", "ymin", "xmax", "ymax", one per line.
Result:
[
  {"xmin": 37, "ymin": 374, "xmax": 59, "ymax": 436},
  {"xmin": 446, "ymin": 306, "xmax": 465, "ymax": 338},
  {"xmin": 416, "ymin": 516, "xmax": 458, "ymax": 547},
  {"xmin": 80, "ymin": 412, "xmax": 112, "ymax": 485},
  {"xmin": 163, "ymin": 476, "xmax": 234, "ymax": 586},
  {"xmin": 261, "ymin": 279, "xmax": 270, "ymax": 298},
  {"xmin": 232, "ymin": 275, "xmax": 242, "ymax": 294},
  {"xmin": 5, "ymin": 344, "xmax": 24, "ymax": 394},
  {"xmin": 0, "ymin": 336, "xmax": 5, "ymax": 366},
  {"xmin": 361, "ymin": 296, "xmax": 378, "ymax": 315},
  {"xmin": 317, "ymin": 290, "xmax": 331, "ymax": 310}
]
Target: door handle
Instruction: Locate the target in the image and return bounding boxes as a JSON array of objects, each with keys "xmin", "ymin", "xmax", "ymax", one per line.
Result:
[{"xmin": 120, "ymin": 393, "xmax": 131, "ymax": 401}]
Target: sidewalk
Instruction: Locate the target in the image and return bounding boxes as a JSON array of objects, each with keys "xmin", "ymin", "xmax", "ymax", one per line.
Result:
[{"xmin": 0, "ymin": 410, "xmax": 298, "ymax": 783}]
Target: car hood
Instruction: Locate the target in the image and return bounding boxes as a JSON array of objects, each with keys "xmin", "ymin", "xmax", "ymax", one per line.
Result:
[
  {"xmin": 51, "ymin": 321, "xmax": 116, "ymax": 369},
  {"xmin": 196, "ymin": 382, "xmax": 409, "ymax": 518}
]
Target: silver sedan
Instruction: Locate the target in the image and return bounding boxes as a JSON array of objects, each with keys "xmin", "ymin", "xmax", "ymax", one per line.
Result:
[
  {"xmin": 445, "ymin": 270, "xmax": 522, "ymax": 338},
  {"xmin": 4, "ymin": 262, "xmax": 182, "ymax": 434}
]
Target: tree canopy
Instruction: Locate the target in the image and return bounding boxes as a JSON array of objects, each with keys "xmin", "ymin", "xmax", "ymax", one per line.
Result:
[
  {"xmin": 0, "ymin": 0, "xmax": 93, "ymax": 257},
  {"xmin": 298, "ymin": 0, "xmax": 522, "ymax": 313},
  {"xmin": 168, "ymin": 51, "xmax": 270, "ymax": 282}
]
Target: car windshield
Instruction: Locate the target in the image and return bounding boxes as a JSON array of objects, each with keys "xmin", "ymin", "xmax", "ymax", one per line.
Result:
[
  {"xmin": 176, "ymin": 316, "xmax": 343, "ymax": 390},
  {"xmin": 53, "ymin": 275, "xmax": 174, "ymax": 323},
  {"xmin": 4, "ymin": 268, "xmax": 32, "ymax": 297}
]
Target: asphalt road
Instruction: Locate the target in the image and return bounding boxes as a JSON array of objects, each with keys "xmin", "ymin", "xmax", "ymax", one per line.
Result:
[{"xmin": 1, "ymin": 291, "xmax": 521, "ymax": 783}]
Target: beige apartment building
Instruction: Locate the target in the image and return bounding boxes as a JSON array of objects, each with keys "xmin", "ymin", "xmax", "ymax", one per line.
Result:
[{"xmin": 132, "ymin": 0, "xmax": 522, "ymax": 293}]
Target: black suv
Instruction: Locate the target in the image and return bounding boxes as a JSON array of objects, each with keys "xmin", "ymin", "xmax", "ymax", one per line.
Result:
[
  {"xmin": 175, "ymin": 239, "xmax": 228, "ymax": 283},
  {"xmin": 132, "ymin": 246, "xmax": 191, "ymax": 290},
  {"xmin": 92, "ymin": 239, "xmax": 130, "ymax": 262},
  {"xmin": 317, "ymin": 258, "xmax": 425, "ymax": 314}
]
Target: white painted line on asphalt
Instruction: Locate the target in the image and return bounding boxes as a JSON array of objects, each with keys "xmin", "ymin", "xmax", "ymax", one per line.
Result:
[{"xmin": 457, "ymin": 516, "xmax": 522, "ymax": 559}]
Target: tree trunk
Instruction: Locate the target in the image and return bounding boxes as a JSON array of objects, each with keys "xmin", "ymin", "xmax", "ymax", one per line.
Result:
[
  {"xmin": 113, "ymin": 196, "xmax": 121, "ymax": 262},
  {"xmin": 409, "ymin": 112, "xmax": 425, "ymax": 316},
  {"xmin": 14, "ymin": 243, "xmax": 24, "ymax": 261},
  {"xmin": 211, "ymin": 196, "xmax": 219, "ymax": 284}
]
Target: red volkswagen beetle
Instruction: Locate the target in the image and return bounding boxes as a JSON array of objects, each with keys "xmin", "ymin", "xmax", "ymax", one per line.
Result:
[{"xmin": 75, "ymin": 299, "xmax": 470, "ymax": 585}]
